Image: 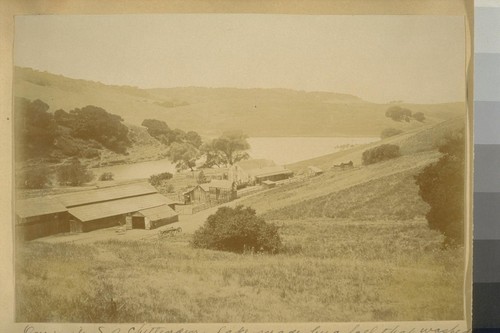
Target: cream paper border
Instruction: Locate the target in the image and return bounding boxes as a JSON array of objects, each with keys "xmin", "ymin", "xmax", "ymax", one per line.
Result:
[{"xmin": 0, "ymin": 0, "xmax": 473, "ymax": 332}]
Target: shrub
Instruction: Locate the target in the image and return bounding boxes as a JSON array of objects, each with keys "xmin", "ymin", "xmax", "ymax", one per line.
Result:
[
  {"xmin": 56, "ymin": 158, "xmax": 94, "ymax": 186},
  {"xmin": 412, "ymin": 111, "xmax": 426, "ymax": 122},
  {"xmin": 415, "ymin": 130, "xmax": 465, "ymax": 246},
  {"xmin": 149, "ymin": 172, "xmax": 173, "ymax": 186},
  {"xmin": 17, "ymin": 166, "xmax": 51, "ymax": 189},
  {"xmin": 192, "ymin": 205, "xmax": 282, "ymax": 254},
  {"xmin": 380, "ymin": 128, "xmax": 403, "ymax": 139},
  {"xmin": 98, "ymin": 172, "xmax": 114, "ymax": 181},
  {"xmin": 362, "ymin": 144, "xmax": 401, "ymax": 165}
]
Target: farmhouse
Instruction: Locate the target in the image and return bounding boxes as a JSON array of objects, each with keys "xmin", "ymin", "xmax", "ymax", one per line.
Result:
[
  {"xmin": 15, "ymin": 182, "xmax": 179, "ymax": 240},
  {"xmin": 229, "ymin": 159, "xmax": 294, "ymax": 185},
  {"xmin": 183, "ymin": 180, "xmax": 236, "ymax": 204},
  {"xmin": 15, "ymin": 197, "xmax": 69, "ymax": 241}
]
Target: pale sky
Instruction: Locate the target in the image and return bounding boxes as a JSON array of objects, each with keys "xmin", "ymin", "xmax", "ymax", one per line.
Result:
[{"xmin": 14, "ymin": 14, "xmax": 466, "ymax": 103}]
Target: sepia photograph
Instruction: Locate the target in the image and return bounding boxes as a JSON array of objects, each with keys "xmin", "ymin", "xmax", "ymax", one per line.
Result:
[{"xmin": 11, "ymin": 12, "xmax": 468, "ymax": 325}]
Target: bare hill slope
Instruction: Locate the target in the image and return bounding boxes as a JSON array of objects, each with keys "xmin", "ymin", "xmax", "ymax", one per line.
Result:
[{"xmin": 14, "ymin": 67, "xmax": 464, "ymax": 138}]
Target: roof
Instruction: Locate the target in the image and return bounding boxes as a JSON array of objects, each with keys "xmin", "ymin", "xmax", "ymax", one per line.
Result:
[
  {"xmin": 56, "ymin": 182, "xmax": 158, "ymax": 207},
  {"xmin": 262, "ymin": 180, "xmax": 276, "ymax": 185},
  {"xmin": 16, "ymin": 197, "xmax": 67, "ymax": 219},
  {"xmin": 251, "ymin": 166, "xmax": 293, "ymax": 178},
  {"xmin": 308, "ymin": 166, "xmax": 323, "ymax": 173},
  {"xmin": 236, "ymin": 159, "xmax": 276, "ymax": 171},
  {"xmin": 135, "ymin": 205, "xmax": 178, "ymax": 221},
  {"xmin": 68, "ymin": 193, "xmax": 168, "ymax": 222}
]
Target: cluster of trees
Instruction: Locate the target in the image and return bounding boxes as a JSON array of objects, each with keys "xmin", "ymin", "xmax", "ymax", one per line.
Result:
[
  {"xmin": 15, "ymin": 97, "xmax": 131, "ymax": 160},
  {"xmin": 385, "ymin": 106, "xmax": 425, "ymax": 123},
  {"xmin": 141, "ymin": 119, "xmax": 202, "ymax": 148},
  {"xmin": 148, "ymin": 172, "xmax": 173, "ymax": 186},
  {"xmin": 55, "ymin": 105, "xmax": 130, "ymax": 154},
  {"xmin": 362, "ymin": 144, "xmax": 401, "ymax": 165},
  {"xmin": 15, "ymin": 98, "xmax": 57, "ymax": 160},
  {"xmin": 415, "ymin": 130, "xmax": 465, "ymax": 246},
  {"xmin": 56, "ymin": 158, "xmax": 95, "ymax": 186},
  {"xmin": 192, "ymin": 205, "xmax": 282, "ymax": 254},
  {"xmin": 142, "ymin": 118, "xmax": 251, "ymax": 172}
]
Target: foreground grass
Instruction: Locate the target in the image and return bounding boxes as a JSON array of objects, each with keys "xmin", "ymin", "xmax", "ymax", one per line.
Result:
[{"xmin": 16, "ymin": 218, "xmax": 464, "ymax": 323}]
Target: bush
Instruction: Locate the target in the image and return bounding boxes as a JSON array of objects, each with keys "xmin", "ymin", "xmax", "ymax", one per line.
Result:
[
  {"xmin": 17, "ymin": 166, "xmax": 51, "ymax": 189},
  {"xmin": 56, "ymin": 158, "xmax": 94, "ymax": 186},
  {"xmin": 192, "ymin": 205, "xmax": 282, "ymax": 254},
  {"xmin": 412, "ymin": 112, "xmax": 425, "ymax": 122},
  {"xmin": 415, "ymin": 130, "xmax": 464, "ymax": 246},
  {"xmin": 98, "ymin": 172, "xmax": 114, "ymax": 181},
  {"xmin": 148, "ymin": 172, "xmax": 173, "ymax": 186},
  {"xmin": 380, "ymin": 128, "xmax": 403, "ymax": 139},
  {"xmin": 362, "ymin": 144, "xmax": 401, "ymax": 165}
]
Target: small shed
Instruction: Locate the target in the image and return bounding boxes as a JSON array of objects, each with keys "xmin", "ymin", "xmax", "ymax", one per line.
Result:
[
  {"xmin": 308, "ymin": 166, "xmax": 324, "ymax": 177},
  {"xmin": 183, "ymin": 184, "xmax": 210, "ymax": 204},
  {"xmin": 183, "ymin": 180, "xmax": 236, "ymax": 204},
  {"xmin": 131, "ymin": 205, "xmax": 178, "ymax": 230}
]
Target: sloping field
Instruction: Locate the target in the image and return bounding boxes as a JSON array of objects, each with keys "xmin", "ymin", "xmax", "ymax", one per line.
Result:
[{"xmin": 239, "ymin": 116, "xmax": 465, "ymax": 220}]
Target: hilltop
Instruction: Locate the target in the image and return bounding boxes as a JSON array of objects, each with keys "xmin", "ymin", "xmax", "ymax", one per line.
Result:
[{"xmin": 14, "ymin": 67, "xmax": 464, "ymax": 138}]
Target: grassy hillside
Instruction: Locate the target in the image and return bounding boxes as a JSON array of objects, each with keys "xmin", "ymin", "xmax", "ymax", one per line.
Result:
[
  {"xmin": 14, "ymin": 67, "xmax": 464, "ymax": 138},
  {"xmin": 238, "ymin": 116, "xmax": 465, "ymax": 221},
  {"xmin": 16, "ymin": 219, "xmax": 463, "ymax": 322}
]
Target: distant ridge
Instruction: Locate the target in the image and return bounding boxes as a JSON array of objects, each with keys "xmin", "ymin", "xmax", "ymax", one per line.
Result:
[{"xmin": 14, "ymin": 66, "xmax": 465, "ymax": 138}]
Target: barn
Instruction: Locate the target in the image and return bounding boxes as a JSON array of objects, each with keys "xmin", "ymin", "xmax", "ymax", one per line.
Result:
[
  {"xmin": 15, "ymin": 197, "xmax": 69, "ymax": 241},
  {"xmin": 56, "ymin": 182, "xmax": 178, "ymax": 233},
  {"xmin": 229, "ymin": 159, "xmax": 294, "ymax": 185}
]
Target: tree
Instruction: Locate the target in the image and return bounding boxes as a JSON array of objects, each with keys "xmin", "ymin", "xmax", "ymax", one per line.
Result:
[
  {"xmin": 412, "ymin": 111, "xmax": 426, "ymax": 122},
  {"xmin": 56, "ymin": 158, "xmax": 94, "ymax": 186},
  {"xmin": 362, "ymin": 144, "xmax": 401, "ymax": 165},
  {"xmin": 61, "ymin": 105, "xmax": 130, "ymax": 154},
  {"xmin": 212, "ymin": 131, "xmax": 250, "ymax": 166},
  {"xmin": 185, "ymin": 131, "xmax": 203, "ymax": 148},
  {"xmin": 385, "ymin": 106, "xmax": 412, "ymax": 122},
  {"xmin": 192, "ymin": 205, "xmax": 282, "ymax": 253},
  {"xmin": 380, "ymin": 128, "xmax": 403, "ymax": 139},
  {"xmin": 148, "ymin": 172, "xmax": 173, "ymax": 186},
  {"xmin": 167, "ymin": 142, "xmax": 199, "ymax": 171},
  {"xmin": 200, "ymin": 141, "xmax": 227, "ymax": 168},
  {"xmin": 15, "ymin": 98, "xmax": 57, "ymax": 160},
  {"xmin": 415, "ymin": 130, "xmax": 465, "ymax": 246},
  {"xmin": 197, "ymin": 170, "xmax": 208, "ymax": 184}
]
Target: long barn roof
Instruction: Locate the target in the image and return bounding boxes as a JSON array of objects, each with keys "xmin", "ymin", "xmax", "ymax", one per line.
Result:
[
  {"xmin": 135, "ymin": 205, "xmax": 178, "ymax": 221},
  {"xmin": 68, "ymin": 193, "xmax": 169, "ymax": 222},
  {"xmin": 56, "ymin": 182, "xmax": 158, "ymax": 207},
  {"xmin": 16, "ymin": 197, "xmax": 67, "ymax": 219}
]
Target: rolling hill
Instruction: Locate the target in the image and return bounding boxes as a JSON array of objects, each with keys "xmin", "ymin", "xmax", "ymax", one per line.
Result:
[{"xmin": 14, "ymin": 67, "xmax": 464, "ymax": 138}]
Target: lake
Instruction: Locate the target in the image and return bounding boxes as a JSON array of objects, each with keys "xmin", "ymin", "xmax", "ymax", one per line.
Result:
[{"xmin": 91, "ymin": 136, "xmax": 379, "ymax": 181}]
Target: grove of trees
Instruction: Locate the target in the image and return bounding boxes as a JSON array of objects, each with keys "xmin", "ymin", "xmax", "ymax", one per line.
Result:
[
  {"xmin": 385, "ymin": 106, "xmax": 425, "ymax": 123},
  {"xmin": 415, "ymin": 129, "xmax": 465, "ymax": 246},
  {"xmin": 56, "ymin": 158, "xmax": 94, "ymax": 186},
  {"xmin": 380, "ymin": 128, "xmax": 403, "ymax": 139},
  {"xmin": 192, "ymin": 205, "xmax": 282, "ymax": 254},
  {"xmin": 362, "ymin": 144, "xmax": 401, "ymax": 165}
]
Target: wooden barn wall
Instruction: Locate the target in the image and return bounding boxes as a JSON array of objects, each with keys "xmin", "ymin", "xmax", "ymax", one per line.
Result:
[
  {"xmin": 81, "ymin": 215, "xmax": 126, "ymax": 233},
  {"xmin": 16, "ymin": 212, "xmax": 70, "ymax": 241}
]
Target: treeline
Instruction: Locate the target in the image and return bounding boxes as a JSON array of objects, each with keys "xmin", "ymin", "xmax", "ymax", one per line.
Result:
[
  {"xmin": 15, "ymin": 97, "xmax": 130, "ymax": 161},
  {"xmin": 385, "ymin": 106, "xmax": 425, "ymax": 122}
]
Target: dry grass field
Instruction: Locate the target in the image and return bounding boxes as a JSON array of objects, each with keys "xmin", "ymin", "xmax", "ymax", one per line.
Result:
[{"xmin": 15, "ymin": 217, "xmax": 464, "ymax": 323}]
